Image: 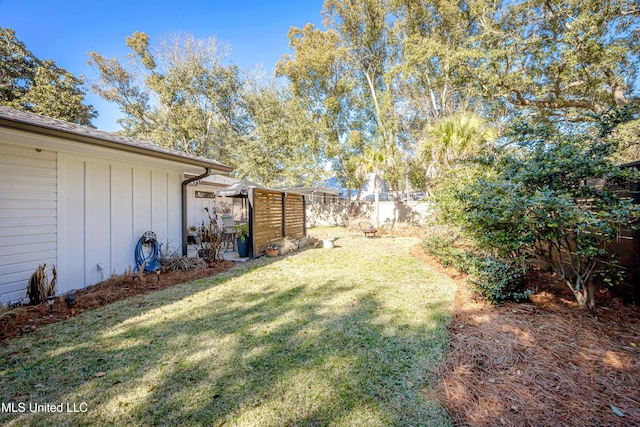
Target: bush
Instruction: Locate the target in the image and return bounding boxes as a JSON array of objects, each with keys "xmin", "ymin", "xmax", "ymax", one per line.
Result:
[
  {"xmin": 423, "ymin": 227, "xmax": 479, "ymax": 274},
  {"xmin": 453, "ymin": 111, "xmax": 640, "ymax": 308},
  {"xmin": 472, "ymin": 257, "xmax": 532, "ymax": 304},
  {"xmin": 423, "ymin": 227, "xmax": 476, "ymax": 271},
  {"xmin": 424, "ymin": 229, "xmax": 531, "ymax": 304}
]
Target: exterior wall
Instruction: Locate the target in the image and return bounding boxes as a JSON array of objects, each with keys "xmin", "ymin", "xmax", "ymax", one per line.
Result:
[
  {"xmin": 185, "ymin": 184, "xmax": 235, "ymax": 228},
  {"xmin": 301, "ymin": 192, "xmax": 339, "ymax": 204},
  {"xmin": 57, "ymin": 153, "xmax": 183, "ymax": 295},
  {"xmin": 0, "ymin": 132, "xmax": 190, "ymax": 303},
  {"xmin": 0, "ymin": 143, "xmax": 57, "ymax": 302},
  {"xmin": 306, "ymin": 199, "xmax": 432, "ymax": 227}
]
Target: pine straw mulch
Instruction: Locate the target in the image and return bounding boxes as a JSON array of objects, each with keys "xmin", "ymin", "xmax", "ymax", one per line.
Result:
[
  {"xmin": 410, "ymin": 245, "xmax": 640, "ymax": 427},
  {"xmin": 0, "ymin": 261, "xmax": 233, "ymax": 343}
]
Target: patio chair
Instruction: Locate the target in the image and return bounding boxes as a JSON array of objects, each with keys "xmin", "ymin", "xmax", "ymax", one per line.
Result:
[
  {"xmin": 346, "ymin": 217, "xmax": 361, "ymax": 236},
  {"xmin": 220, "ymin": 214, "xmax": 237, "ymax": 252},
  {"xmin": 358, "ymin": 221, "xmax": 378, "ymax": 238},
  {"xmin": 380, "ymin": 218, "xmax": 395, "ymax": 236}
]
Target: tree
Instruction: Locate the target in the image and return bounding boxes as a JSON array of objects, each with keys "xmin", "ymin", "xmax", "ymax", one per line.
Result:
[
  {"xmin": 417, "ymin": 111, "xmax": 496, "ymax": 188},
  {"xmin": 473, "ymin": 0, "xmax": 640, "ymax": 120},
  {"xmin": 239, "ymin": 82, "xmax": 325, "ymax": 187},
  {"xmin": 88, "ymin": 32, "xmax": 248, "ymax": 163},
  {"xmin": 278, "ymin": 0, "xmax": 408, "ymax": 207},
  {"xmin": 457, "ymin": 110, "xmax": 640, "ymax": 309},
  {"xmin": 389, "ymin": 0, "xmax": 484, "ymax": 122},
  {"xmin": 323, "ymin": 0, "xmax": 404, "ymax": 200},
  {"xmin": 0, "ymin": 27, "xmax": 97, "ymax": 125},
  {"xmin": 277, "ymin": 23, "xmax": 369, "ymax": 199}
]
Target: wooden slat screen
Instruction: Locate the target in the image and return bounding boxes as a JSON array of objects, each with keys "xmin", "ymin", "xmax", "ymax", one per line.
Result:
[
  {"xmin": 252, "ymin": 189, "xmax": 283, "ymax": 255},
  {"xmin": 251, "ymin": 189, "xmax": 307, "ymax": 256},
  {"xmin": 285, "ymin": 193, "xmax": 305, "ymax": 239}
]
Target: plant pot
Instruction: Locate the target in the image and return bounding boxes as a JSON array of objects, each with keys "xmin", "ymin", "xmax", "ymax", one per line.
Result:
[
  {"xmin": 265, "ymin": 248, "xmax": 278, "ymax": 257},
  {"xmin": 322, "ymin": 238, "xmax": 335, "ymax": 249},
  {"xmin": 237, "ymin": 238, "xmax": 249, "ymax": 258}
]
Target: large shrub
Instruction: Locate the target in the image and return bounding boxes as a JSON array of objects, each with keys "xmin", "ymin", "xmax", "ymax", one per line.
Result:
[{"xmin": 456, "ymin": 111, "xmax": 640, "ymax": 309}]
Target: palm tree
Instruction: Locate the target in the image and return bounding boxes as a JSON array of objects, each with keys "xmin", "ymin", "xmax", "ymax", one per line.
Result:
[{"xmin": 418, "ymin": 111, "xmax": 495, "ymax": 186}]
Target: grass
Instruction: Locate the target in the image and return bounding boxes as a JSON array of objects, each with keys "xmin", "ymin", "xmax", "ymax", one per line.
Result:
[{"xmin": 0, "ymin": 228, "xmax": 456, "ymax": 426}]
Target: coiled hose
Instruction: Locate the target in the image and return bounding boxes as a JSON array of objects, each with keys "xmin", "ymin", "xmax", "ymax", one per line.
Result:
[{"xmin": 134, "ymin": 231, "xmax": 162, "ymax": 273}]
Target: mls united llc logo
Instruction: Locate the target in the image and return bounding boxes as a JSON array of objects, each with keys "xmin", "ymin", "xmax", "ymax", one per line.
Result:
[{"xmin": 1, "ymin": 402, "xmax": 88, "ymax": 413}]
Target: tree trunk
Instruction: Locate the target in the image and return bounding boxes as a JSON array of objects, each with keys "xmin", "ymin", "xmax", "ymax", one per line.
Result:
[
  {"xmin": 572, "ymin": 282, "xmax": 596, "ymax": 309},
  {"xmin": 587, "ymin": 282, "xmax": 596, "ymax": 309},
  {"xmin": 373, "ymin": 173, "xmax": 381, "ymax": 227},
  {"xmin": 573, "ymin": 289, "xmax": 589, "ymax": 309}
]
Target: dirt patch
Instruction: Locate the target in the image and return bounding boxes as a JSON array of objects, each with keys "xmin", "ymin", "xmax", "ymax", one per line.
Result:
[
  {"xmin": 410, "ymin": 244, "xmax": 640, "ymax": 427},
  {"xmin": 0, "ymin": 261, "xmax": 233, "ymax": 343}
]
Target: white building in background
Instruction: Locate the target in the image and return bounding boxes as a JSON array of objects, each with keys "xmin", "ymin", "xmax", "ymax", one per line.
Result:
[{"xmin": 0, "ymin": 107, "xmax": 232, "ymax": 303}]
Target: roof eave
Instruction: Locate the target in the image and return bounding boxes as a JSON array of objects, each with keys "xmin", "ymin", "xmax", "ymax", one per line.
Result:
[{"xmin": 0, "ymin": 116, "xmax": 234, "ymax": 174}]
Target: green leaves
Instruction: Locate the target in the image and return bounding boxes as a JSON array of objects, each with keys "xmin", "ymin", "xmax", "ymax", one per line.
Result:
[
  {"xmin": 422, "ymin": 226, "xmax": 532, "ymax": 304},
  {"xmin": 472, "ymin": 0, "xmax": 639, "ymax": 118},
  {"xmin": 450, "ymin": 115, "xmax": 640, "ymax": 308},
  {"xmin": 0, "ymin": 27, "xmax": 97, "ymax": 125},
  {"xmin": 89, "ymin": 32, "xmax": 248, "ymax": 163},
  {"xmin": 238, "ymin": 84, "xmax": 325, "ymax": 186},
  {"xmin": 418, "ymin": 112, "xmax": 497, "ymax": 184}
]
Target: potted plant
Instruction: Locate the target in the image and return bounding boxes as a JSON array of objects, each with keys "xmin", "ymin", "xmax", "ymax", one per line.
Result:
[
  {"xmin": 265, "ymin": 243, "xmax": 278, "ymax": 257},
  {"xmin": 188, "ymin": 225, "xmax": 199, "ymax": 244},
  {"xmin": 235, "ymin": 223, "xmax": 250, "ymax": 257}
]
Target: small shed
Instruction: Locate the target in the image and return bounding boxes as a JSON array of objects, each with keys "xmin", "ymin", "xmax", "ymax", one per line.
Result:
[{"xmin": 216, "ymin": 181, "xmax": 306, "ymax": 258}]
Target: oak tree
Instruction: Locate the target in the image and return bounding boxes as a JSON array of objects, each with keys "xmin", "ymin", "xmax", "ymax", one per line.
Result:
[{"xmin": 0, "ymin": 27, "xmax": 97, "ymax": 125}]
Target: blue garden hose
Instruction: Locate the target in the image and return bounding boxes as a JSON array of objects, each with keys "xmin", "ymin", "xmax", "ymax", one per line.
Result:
[{"xmin": 134, "ymin": 231, "xmax": 162, "ymax": 273}]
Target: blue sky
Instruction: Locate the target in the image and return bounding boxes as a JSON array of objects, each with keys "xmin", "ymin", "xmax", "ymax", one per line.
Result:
[{"xmin": 0, "ymin": 0, "xmax": 325, "ymax": 131}]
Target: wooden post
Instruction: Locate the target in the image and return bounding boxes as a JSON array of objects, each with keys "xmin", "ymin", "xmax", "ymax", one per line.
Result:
[
  {"xmin": 249, "ymin": 196, "xmax": 254, "ymax": 259},
  {"xmin": 282, "ymin": 192, "xmax": 287, "ymax": 238},
  {"xmin": 302, "ymin": 196, "xmax": 306, "ymax": 237}
]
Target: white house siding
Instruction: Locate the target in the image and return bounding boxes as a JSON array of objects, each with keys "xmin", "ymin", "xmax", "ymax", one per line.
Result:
[
  {"xmin": 0, "ymin": 107, "xmax": 231, "ymax": 305},
  {"xmin": 186, "ymin": 184, "xmax": 227, "ymax": 228},
  {"xmin": 57, "ymin": 153, "xmax": 182, "ymax": 295},
  {"xmin": 0, "ymin": 144, "xmax": 57, "ymax": 302}
]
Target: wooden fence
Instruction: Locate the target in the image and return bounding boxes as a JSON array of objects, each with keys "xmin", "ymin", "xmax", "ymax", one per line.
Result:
[{"xmin": 251, "ymin": 189, "xmax": 306, "ymax": 256}]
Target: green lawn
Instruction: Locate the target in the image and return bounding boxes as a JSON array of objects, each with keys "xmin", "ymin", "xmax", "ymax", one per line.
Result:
[{"xmin": 1, "ymin": 229, "xmax": 455, "ymax": 426}]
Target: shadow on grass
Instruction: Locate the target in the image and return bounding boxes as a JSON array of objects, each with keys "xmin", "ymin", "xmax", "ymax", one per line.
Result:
[{"xmin": 1, "ymin": 253, "xmax": 452, "ymax": 426}]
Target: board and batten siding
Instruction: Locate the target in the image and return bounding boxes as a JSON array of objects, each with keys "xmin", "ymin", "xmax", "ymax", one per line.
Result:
[
  {"xmin": 57, "ymin": 153, "xmax": 182, "ymax": 296},
  {"xmin": 0, "ymin": 144, "xmax": 57, "ymax": 302},
  {"xmin": 186, "ymin": 185, "xmax": 218, "ymax": 229}
]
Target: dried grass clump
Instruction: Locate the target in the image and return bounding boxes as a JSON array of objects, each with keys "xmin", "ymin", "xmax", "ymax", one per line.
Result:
[
  {"xmin": 161, "ymin": 254, "xmax": 207, "ymax": 272},
  {"xmin": 26, "ymin": 264, "xmax": 56, "ymax": 305},
  {"xmin": 0, "ymin": 304, "xmax": 28, "ymax": 337}
]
